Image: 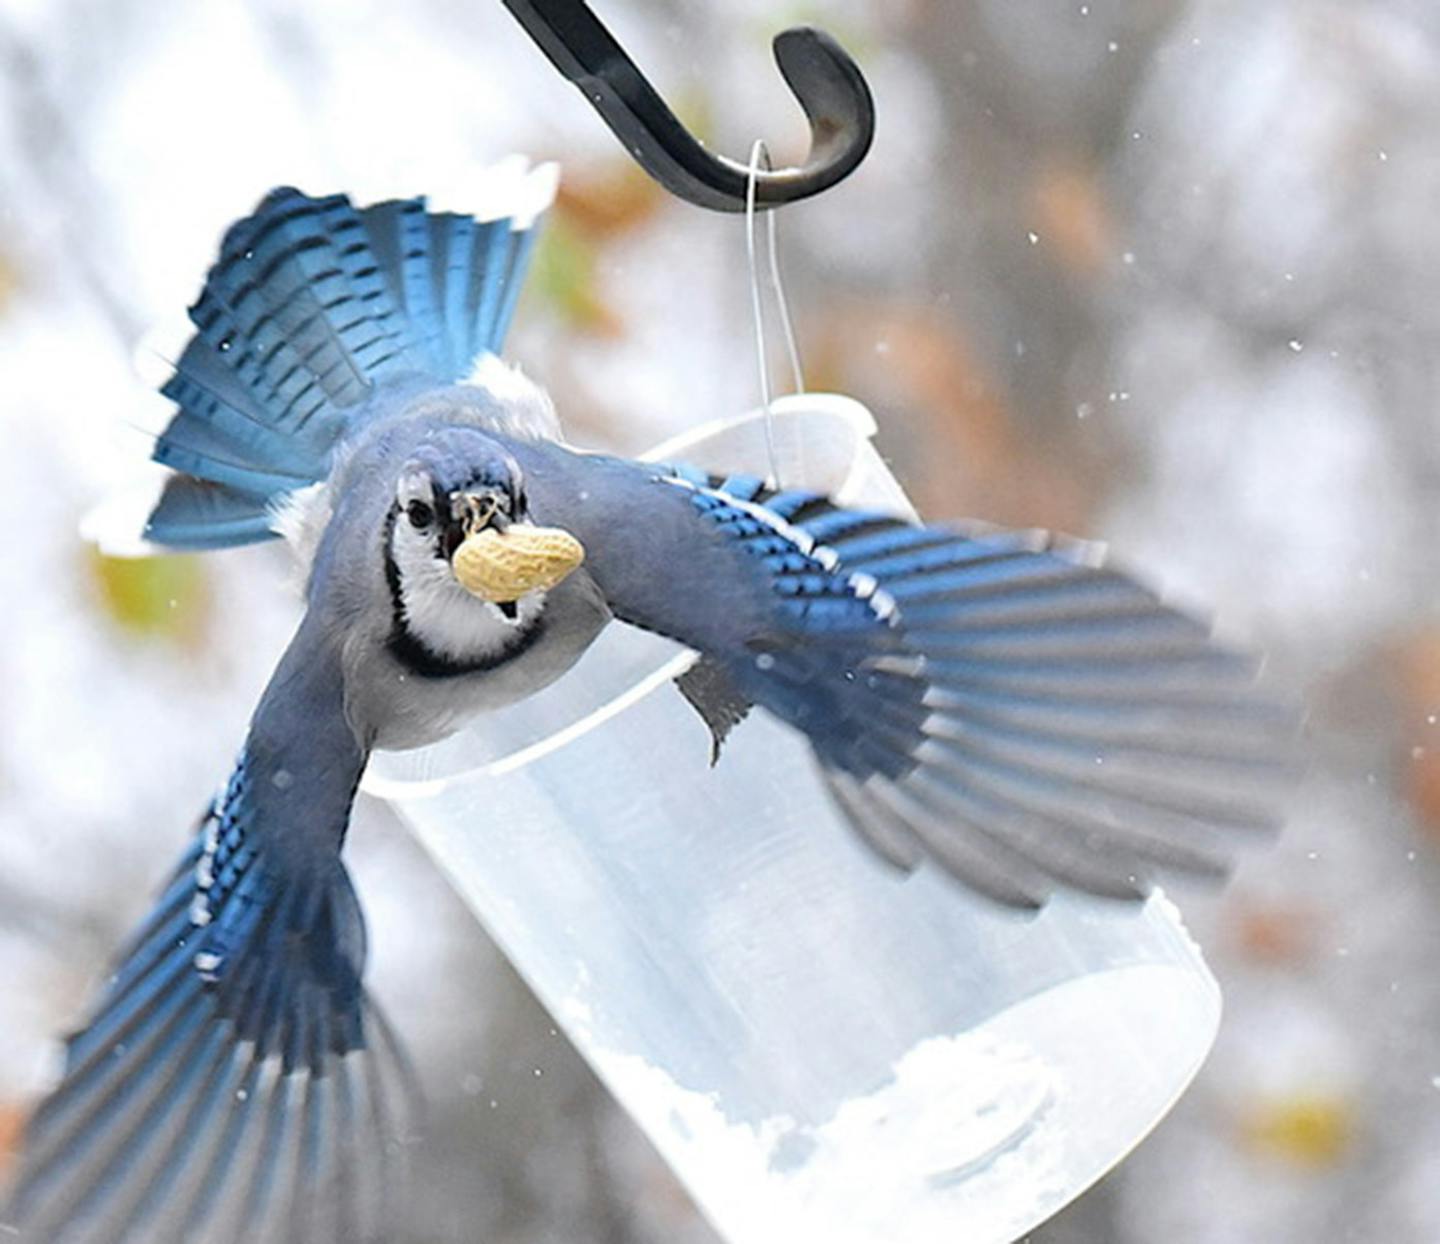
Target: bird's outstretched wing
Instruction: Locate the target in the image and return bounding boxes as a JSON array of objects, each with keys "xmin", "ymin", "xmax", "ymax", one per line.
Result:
[
  {"xmin": 145, "ymin": 168, "xmax": 557, "ymax": 550},
  {"xmin": 514, "ymin": 443, "xmax": 1295, "ymax": 908},
  {"xmin": 4, "ymin": 632, "xmax": 415, "ymax": 1244}
]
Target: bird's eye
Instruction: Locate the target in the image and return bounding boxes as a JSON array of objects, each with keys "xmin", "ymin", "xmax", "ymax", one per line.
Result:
[{"xmin": 406, "ymin": 500, "xmax": 435, "ymax": 529}]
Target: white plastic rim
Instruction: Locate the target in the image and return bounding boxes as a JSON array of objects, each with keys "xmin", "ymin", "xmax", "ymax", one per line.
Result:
[{"xmin": 367, "ymin": 395, "xmax": 1222, "ymax": 1244}]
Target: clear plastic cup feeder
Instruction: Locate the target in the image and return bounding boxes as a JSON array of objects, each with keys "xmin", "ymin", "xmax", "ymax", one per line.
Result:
[{"xmin": 364, "ymin": 395, "xmax": 1222, "ymax": 1244}]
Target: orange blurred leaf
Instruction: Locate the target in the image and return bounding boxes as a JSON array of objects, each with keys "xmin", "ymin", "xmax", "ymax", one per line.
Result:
[
  {"xmin": 1393, "ymin": 630, "xmax": 1440, "ymax": 836},
  {"xmin": 809, "ymin": 300, "xmax": 1095, "ymax": 533},
  {"xmin": 554, "ymin": 160, "xmax": 665, "ymax": 241},
  {"xmin": 1029, "ymin": 160, "xmax": 1113, "ymax": 276},
  {"xmin": 0, "ymin": 1100, "xmax": 25, "ymax": 1181},
  {"xmin": 1229, "ymin": 901, "xmax": 1322, "ymax": 966}
]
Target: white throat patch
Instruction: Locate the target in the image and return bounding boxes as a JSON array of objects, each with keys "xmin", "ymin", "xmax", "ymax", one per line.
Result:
[{"xmin": 389, "ymin": 516, "xmax": 545, "ymax": 664}]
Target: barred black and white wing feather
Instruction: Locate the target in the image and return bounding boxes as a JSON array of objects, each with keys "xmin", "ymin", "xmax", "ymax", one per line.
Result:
[
  {"xmin": 4, "ymin": 632, "xmax": 419, "ymax": 1244},
  {"xmin": 512, "ymin": 444, "xmax": 1294, "ymax": 908}
]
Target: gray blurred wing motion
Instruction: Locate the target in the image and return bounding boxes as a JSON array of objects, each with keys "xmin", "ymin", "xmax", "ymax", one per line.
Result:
[{"xmin": 511, "ymin": 441, "xmax": 1295, "ymax": 908}]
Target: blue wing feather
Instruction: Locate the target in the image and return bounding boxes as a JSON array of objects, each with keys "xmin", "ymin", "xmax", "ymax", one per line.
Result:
[
  {"xmin": 512, "ymin": 442, "xmax": 1295, "ymax": 907},
  {"xmin": 4, "ymin": 793, "xmax": 414, "ymax": 1242},
  {"xmin": 4, "ymin": 629, "xmax": 416, "ymax": 1242}
]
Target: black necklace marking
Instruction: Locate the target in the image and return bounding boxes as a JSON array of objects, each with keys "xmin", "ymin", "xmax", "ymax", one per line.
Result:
[{"xmin": 381, "ymin": 504, "xmax": 547, "ymax": 680}]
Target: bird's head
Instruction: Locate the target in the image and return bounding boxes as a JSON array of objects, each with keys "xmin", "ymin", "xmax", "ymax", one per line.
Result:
[{"xmin": 383, "ymin": 429, "xmax": 584, "ymax": 671}]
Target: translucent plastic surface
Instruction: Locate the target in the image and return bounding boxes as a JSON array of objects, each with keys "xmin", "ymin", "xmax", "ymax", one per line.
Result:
[{"xmin": 366, "ymin": 396, "xmax": 1222, "ymax": 1244}]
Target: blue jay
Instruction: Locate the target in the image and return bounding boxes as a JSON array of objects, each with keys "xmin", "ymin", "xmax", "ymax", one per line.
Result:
[{"xmin": 5, "ymin": 167, "xmax": 1290, "ymax": 1241}]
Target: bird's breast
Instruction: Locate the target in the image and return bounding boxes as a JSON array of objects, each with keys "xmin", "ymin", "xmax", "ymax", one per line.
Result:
[{"xmin": 358, "ymin": 569, "xmax": 612, "ymax": 752}]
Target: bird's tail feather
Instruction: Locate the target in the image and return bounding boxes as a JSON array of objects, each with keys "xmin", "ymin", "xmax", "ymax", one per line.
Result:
[
  {"xmin": 145, "ymin": 163, "xmax": 557, "ymax": 550},
  {"xmin": 3, "ymin": 831, "xmax": 418, "ymax": 1243}
]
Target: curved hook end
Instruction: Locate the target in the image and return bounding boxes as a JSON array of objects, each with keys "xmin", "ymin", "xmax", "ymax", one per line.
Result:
[
  {"xmin": 503, "ymin": 2, "xmax": 875, "ymax": 212},
  {"xmin": 760, "ymin": 26, "xmax": 875, "ymax": 205}
]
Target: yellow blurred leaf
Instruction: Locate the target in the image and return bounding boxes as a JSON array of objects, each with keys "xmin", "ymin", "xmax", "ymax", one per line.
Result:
[
  {"xmin": 528, "ymin": 217, "xmax": 623, "ymax": 338},
  {"xmin": 0, "ymin": 250, "xmax": 17, "ymax": 315},
  {"xmin": 87, "ymin": 549, "xmax": 209, "ymax": 642},
  {"xmin": 1240, "ymin": 1092, "xmax": 1355, "ymax": 1168}
]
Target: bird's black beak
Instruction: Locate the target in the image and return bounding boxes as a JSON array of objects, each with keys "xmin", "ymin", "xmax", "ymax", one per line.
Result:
[
  {"xmin": 443, "ymin": 488, "xmax": 506, "ymax": 558},
  {"xmin": 441, "ymin": 489, "xmax": 523, "ymax": 617}
]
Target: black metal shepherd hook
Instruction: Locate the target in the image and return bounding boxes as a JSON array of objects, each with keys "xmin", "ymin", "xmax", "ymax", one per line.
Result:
[{"xmin": 501, "ymin": 0, "xmax": 875, "ymax": 212}]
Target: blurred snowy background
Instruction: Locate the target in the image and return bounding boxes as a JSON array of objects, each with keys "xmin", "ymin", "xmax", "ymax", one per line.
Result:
[{"xmin": 1, "ymin": 0, "xmax": 1438, "ymax": 1240}]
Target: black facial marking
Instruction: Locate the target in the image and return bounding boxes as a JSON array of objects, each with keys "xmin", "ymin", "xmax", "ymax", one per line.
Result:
[
  {"xmin": 387, "ymin": 612, "xmax": 548, "ymax": 680},
  {"xmin": 439, "ymin": 523, "xmax": 466, "ymax": 561},
  {"xmin": 381, "ymin": 504, "xmax": 409, "ymax": 638}
]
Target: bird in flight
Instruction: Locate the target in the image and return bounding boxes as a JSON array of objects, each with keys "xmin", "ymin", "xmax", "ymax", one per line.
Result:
[{"xmin": 4, "ymin": 163, "xmax": 1291, "ymax": 1242}]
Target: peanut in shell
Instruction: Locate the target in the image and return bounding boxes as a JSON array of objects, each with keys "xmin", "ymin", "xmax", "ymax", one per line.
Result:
[{"xmin": 451, "ymin": 525, "xmax": 585, "ymax": 603}]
